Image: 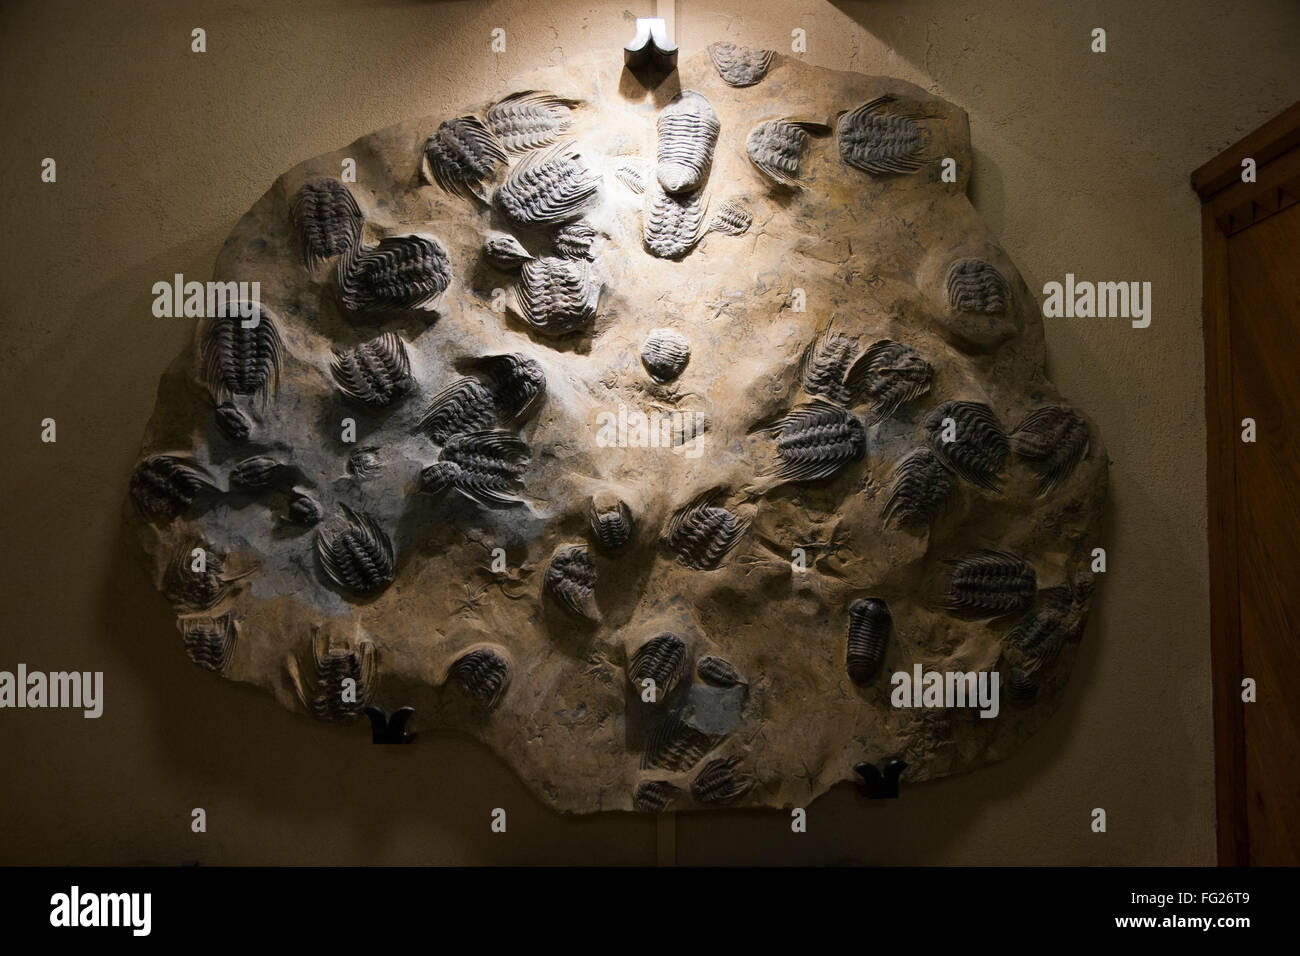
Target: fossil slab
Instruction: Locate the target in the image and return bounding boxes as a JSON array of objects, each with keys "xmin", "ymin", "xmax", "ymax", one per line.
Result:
[{"xmin": 127, "ymin": 50, "xmax": 1107, "ymax": 813}]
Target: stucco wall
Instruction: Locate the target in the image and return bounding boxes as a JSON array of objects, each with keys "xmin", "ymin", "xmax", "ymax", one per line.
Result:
[{"xmin": 1, "ymin": 0, "xmax": 1296, "ymax": 864}]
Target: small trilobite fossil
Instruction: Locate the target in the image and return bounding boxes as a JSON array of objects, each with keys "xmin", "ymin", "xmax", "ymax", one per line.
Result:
[
  {"xmin": 666, "ymin": 489, "xmax": 749, "ymax": 570},
  {"xmin": 800, "ymin": 323, "xmax": 860, "ymax": 405},
  {"xmin": 628, "ymin": 634, "xmax": 688, "ymax": 699},
  {"xmin": 643, "ymin": 183, "xmax": 709, "ymax": 259},
  {"xmin": 416, "ymin": 377, "xmax": 498, "ymax": 444},
  {"xmin": 707, "ymin": 199, "xmax": 752, "ymax": 237},
  {"xmin": 641, "ymin": 328, "xmax": 691, "ymax": 382},
  {"xmin": 643, "ymin": 711, "xmax": 719, "ymax": 773},
  {"xmin": 304, "ymin": 631, "xmax": 375, "ymax": 721},
  {"xmin": 330, "ymin": 332, "xmax": 412, "ymax": 407},
  {"xmin": 484, "ymin": 90, "xmax": 578, "ymax": 153},
  {"xmin": 947, "ymin": 258, "xmax": 1008, "ymax": 314},
  {"xmin": 483, "ymin": 233, "xmax": 533, "ymax": 269},
  {"xmin": 287, "ymin": 490, "xmax": 323, "ymax": 526},
  {"xmin": 883, "ymin": 447, "xmax": 953, "ymax": 528},
  {"xmin": 924, "ymin": 400, "xmax": 1009, "ymax": 492},
  {"xmin": 763, "ymin": 400, "xmax": 867, "ymax": 483},
  {"xmin": 339, "ymin": 234, "xmax": 453, "ymax": 313},
  {"xmin": 1011, "ymin": 405, "xmax": 1090, "ymax": 494},
  {"xmin": 656, "ymin": 90, "xmax": 719, "ymax": 194},
  {"xmin": 420, "ymin": 115, "xmax": 508, "ymax": 199},
  {"xmin": 696, "ymin": 655, "xmax": 743, "ymax": 688},
  {"xmin": 746, "ymin": 119, "xmax": 827, "ymax": 188},
  {"xmin": 844, "ymin": 339, "xmax": 933, "ymax": 424},
  {"xmin": 495, "ymin": 143, "xmax": 600, "ymax": 226},
  {"xmin": 180, "ymin": 614, "xmax": 237, "ymax": 674},
  {"xmin": 707, "ymin": 41, "xmax": 774, "ymax": 87},
  {"xmin": 130, "ymin": 455, "xmax": 218, "ymax": 520},
  {"xmin": 553, "ymin": 220, "xmax": 597, "ymax": 259},
  {"xmin": 588, "ymin": 494, "xmax": 634, "ymax": 551},
  {"xmin": 691, "ymin": 755, "xmax": 752, "ymax": 805},
  {"xmin": 420, "ymin": 430, "xmax": 529, "ymax": 507},
  {"xmin": 512, "ymin": 256, "xmax": 600, "ymax": 335},
  {"xmin": 615, "ymin": 161, "xmax": 647, "ymax": 194},
  {"xmin": 545, "ymin": 544, "xmax": 598, "ymax": 621},
  {"xmin": 477, "ymin": 353, "xmax": 546, "ymax": 422},
  {"xmin": 448, "ymin": 645, "xmax": 511, "ymax": 708},
  {"xmin": 163, "ymin": 542, "xmax": 233, "ymax": 612},
  {"xmin": 633, "ymin": 780, "xmax": 680, "ymax": 813},
  {"xmin": 315, "ymin": 505, "xmax": 395, "ymax": 596},
  {"xmin": 1008, "ymin": 588, "xmax": 1073, "ymax": 670},
  {"xmin": 846, "ymin": 597, "xmax": 891, "ymax": 684},
  {"xmin": 214, "ymin": 402, "xmax": 251, "ymax": 442},
  {"xmin": 291, "ymin": 177, "xmax": 362, "ymax": 271},
  {"xmin": 229, "ymin": 455, "xmax": 283, "ymax": 491},
  {"xmin": 347, "ymin": 446, "xmax": 384, "ymax": 480},
  {"xmin": 838, "ymin": 95, "xmax": 928, "ymax": 175},
  {"xmin": 944, "ymin": 550, "xmax": 1036, "ymax": 617},
  {"xmin": 202, "ymin": 309, "xmax": 283, "ymax": 407}
]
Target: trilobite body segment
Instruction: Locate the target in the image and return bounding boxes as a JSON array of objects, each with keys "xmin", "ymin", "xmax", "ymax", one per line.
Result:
[
  {"xmin": 696, "ymin": 656, "xmax": 743, "ymax": 688},
  {"xmin": 629, "ymin": 634, "xmax": 688, "ymax": 699},
  {"xmin": 707, "ymin": 42, "xmax": 774, "ymax": 87},
  {"xmin": 229, "ymin": 455, "xmax": 283, "ymax": 491},
  {"xmin": 339, "ymin": 234, "xmax": 452, "ymax": 313},
  {"xmin": 883, "ymin": 447, "xmax": 953, "ymax": 528},
  {"xmin": 164, "ymin": 543, "xmax": 230, "ymax": 612},
  {"xmin": 421, "ymin": 430, "xmax": 529, "ymax": 507},
  {"xmin": 589, "ymin": 496, "xmax": 634, "ymax": 552},
  {"xmin": 214, "ymin": 402, "xmax": 251, "ymax": 442},
  {"xmin": 553, "ymin": 220, "xmax": 596, "ymax": 259},
  {"xmin": 513, "ymin": 256, "xmax": 600, "ymax": 335},
  {"xmin": 924, "ymin": 401, "xmax": 1009, "ymax": 492},
  {"xmin": 545, "ymin": 545, "xmax": 598, "ymax": 620},
  {"xmin": 838, "ymin": 96, "xmax": 926, "ymax": 175},
  {"xmin": 291, "ymin": 177, "xmax": 362, "ymax": 271},
  {"xmin": 483, "ymin": 233, "xmax": 533, "ymax": 270},
  {"xmin": 484, "ymin": 90, "xmax": 577, "ymax": 153},
  {"xmin": 846, "ymin": 598, "xmax": 891, "ymax": 684},
  {"xmin": 800, "ymin": 326, "xmax": 859, "ymax": 405},
  {"xmin": 644, "ymin": 712, "xmax": 719, "ymax": 773},
  {"xmin": 845, "ymin": 339, "xmax": 933, "ymax": 423},
  {"xmin": 947, "ymin": 259, "xmax": 1008, "ymax": 314},
  {"xmin": 615, "ymin": 162, "xmax": 646, "ymax": 194},
  {"xmin": 666, "ymin": 492, "xmax": 749, "ymax": 570},
  {"xmin": 945, "ymin": 550, "xmax": 1036, "ymax": 617},
  {"xmin": 692, "ymin": 756, "xmax": 751, "ymax": 805},
  {"xmin": 1011, "ymin": 405, "xmax": 1091, "ymax": 494},
  {"xmin": 1007, "ymin": 668, "xmax": 1038, "ymax": 704},
  {"xmin": 496, "ymin": 143, "xmax": 600, "ymax": 226},
  {"xmin": 130, "ymin": 455, "xmax": 217, "ymax": 520},
  {"xmin": 347, "ymin": 446, "xmax": 384, "ymax": 480},
  {"xmin": 331, "ymin": 332, "xmax": 412, "ymax": 408},
  {"xmin": 656, "ymin": 91, "xmax": 719, "ymax": 194},
  {"xmin": 421, "ymin": 115, "xmax": 508, "ymax": 199},
  {"xmin": 180, "ymin": 614, "xmax": 236, "ymax": 674},
  {"xmin": 633, "ymin": 780, "xmax": 680, "ymax": 813},
  {"xmin": 202, "ymin": 310, "xmax": 283, "ymax": 406},
  {"xmin": 767, "ymin": 400, "xmax": 867, "ymax": 483},
  {"xmin": 746, "ymin": 119, "xmax": 822, "ymax": 188},
  {"xmin": 708, "ymin": 200, "xmax": 751, "ymax": 237},
  {"xmin": 1008, "ymin": 589, "xmax": 1072, "ymax": 670},
  {"xmin": 643, "ymin": 183, "xmax": 708, "ymax": 259},
  {"xmin": 306, "ymin": 634, "xmax": 375, "ymax": 721},
  {"xmin": 449, "ymin": 646, "xmax": 511, "ymax": 708},
  {"xmin": 315, "ymin": 506, "xmax": 395, "ymax": 596},
  {"xmin": 287, "ymin": 491, "xmax": 323, "ymax": 526},
  {"xmin": 641, "ymin": 328, "xmax": 691, "ymax": 382},
  {"xmin": 479, "ymin": 353, "xmax": 546, "ymax": 421},
  {"xmin": 417, "ymin": 377, "xmax": 497, "ymax": 445}
]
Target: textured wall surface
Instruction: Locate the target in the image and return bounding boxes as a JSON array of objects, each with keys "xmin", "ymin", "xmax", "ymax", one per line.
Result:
[{"xmin": 1, "ymin": 0, "xmax": 1297, "ymax": 864}]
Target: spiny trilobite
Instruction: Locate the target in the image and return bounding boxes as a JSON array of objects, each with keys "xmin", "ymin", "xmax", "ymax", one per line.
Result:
[
  {"xmin": 347, "ymin": 446, "xmax": 384, "ymax": 480},
  {"xmin": 692, "ymin": 755, "xmax": 752, "ymax": 805},
  {"xmin": 180, "ymin": 614, "xmax": 236, "ymax": 674},
  {"xmin": 420, "ymin": 429, "xmax": 529, "ymax": 507},
  {"xmin": 763, "ymin": 400, "xmax": 867, "ymax": 483},
  {"xmin": 746, "ymin": 119, "xmax": 826, "ymax": 188},
  {"xmin": 666, "ymin": 490, "xmax": 749, "ymax": 570},
  {"xmin": 844, "ymin": 339, "xmax": 933, "ymax": 423},
  {"xmin": 291, "ymin": 177, "xmax": 362, "ymax": 271},
  {"xmin": 477, "ymin": 353, "xmax": 546, "ymax": 422},
  {"xmin": 512, "ymin": 256, "xmax": 600, "ymax": 335},
  {"xmin": 641, "ymin": 328, "xmax": 691, "ymax": 382},
  {"xmin": 484, "ymin": 90, "xmax": 578, "ymax": 153},
  {"xmin": 629, "ymin": 633, "xmax": 688, "ymax": 698},
  {"xmin": 800, "ymin": 324, "xmax": 860, "ymax": 405},
  {"xmin": 545, "ymin": 544, "xmax": 598, "ymax": 620},
  {"xmin": 130, "ymin": 455, "xmax": 218, "ymax": 520},
  {"xmin": 947, "ymin": 258, "xmax": 1008, "ymax": 314},
  {"xmin": 615, "ymin": 161, "xmax": 646, "ymax": 194},
  {"xmin": 633, "ymin": 780, "xmax": 680, "ymax": 813},
  {"xmin": 339, "ymin": 234, "xmax": 452, "ymax": 313},
  {"xmin": 449, "ymin": 646, "xmax": 511, "ymax": 708},
  {"xmin": 229, "ymin": 455, "xmax": 283, "ymax": 491},
  {"xmin": 163, "ymin": 542, "xmax": 231, "ymax": 612},
  {"xmin": 643, "ymin": 711, "xmax": 719, "ymax": 772},
  {"xmin": 315, "ymin": 505, "xmax": 395, "ymax": 596},
  {"xmin": 287, "ymin": 490, "xmax": 323, "ymax": 526},
  {"xmin": 696, "ymin": 655, "xmax": 743, "ymax": 688},
  {"xmin": 305, "ymin": 632, "xmax": 375, "ymax": 720},
  {"xmin": 656, "ymin": 90, "xmax": 719, "ymax": 194},
  {"xmin": 214, "ymin": 402, "xmax": 251, "ymax": 442},
  {"xmin": 588, "ymin": 495, "xmax": 634, "ymax": 551},
  {"xmin": 416, "ymin": 377, "xmax": 498, "ymax": 444},
  {"xmin": 495, "ymin": 143, "xmax": 600, "ymax": 225},
  {"xmin": 847, "ymin": 597, "xmax": 891, "ymax": 684},
  {"xmin": 643, "ymin": 183, "xmax": 709, "ymax": 259},
  {"xmin": 707, "ymin": 41, "xmax": 774, "ymax": 87},
  {"xmin": 838, "ymin": 95, "xmax": 927, "ymax": 175},
  {"xmin": 1011, "ymin": 405, "xmax": 1090, "ymax": 494},
  {"xmin": 707, "ymin": 200, "xmax": 751, "ymax": 237},
  {"xmin": 945, "ymin": 550, "xmax": 1036, "ymax": 617},
  {"xmin": 924, "ymin": 400, "xmax": 1009, "ymax": 492},
  {"xmin": 330, "ymin": 332, "xmax": 412, "ymax": 407},
  {"xmin": 1007, "ymin": 587, "xmax": 1073, "ymax": 670},
  {"xmin": 883, "ymin": 447, "xmax": 953, "ymax": 528},
  {"xmin": 553, "ymin": 220, "xmax": 597, "ymax": 259},
  {"xmin": 202, "ymin": 309, "xmax": 283, "ymax": 407},
  {"xmin": 483, "ymin": 233, "xmax": 533, "ymax": 269},
  {"xmin": 420, "ymin": 115, "xmax": 508, "ymax": 199}
]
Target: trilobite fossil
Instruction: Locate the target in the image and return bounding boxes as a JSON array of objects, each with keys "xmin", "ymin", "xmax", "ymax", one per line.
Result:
[
  {"xmin": 946, "ymin": 258, "xmax": 1008, "ymax": 314},
  {"xmin": 707, "ymin": 199, "xmax": 752, "ymax": 237},
  {"xmin": 588, "ymin": 495, "xmax": 634, "ymax": 552},
  {"xmin": 799, "ymin": 324, "xmax": 859, "ymax": 405},
  {"xmin": 763, "ymin": 400, "xmax": 867, "ymax": 483},
  {"xmin": 483, "ymin": 233, "xmax": 533, "ymax": 269},
  {"xmin": 844, "ymin": 339, "xmax": 933, "ymax": 424},
  {"xmin": 202, "ymin": 309, "xmax": 283, "ymax": 407},
  {"xmin": 696, "ymin": 656, "xmax": 743, "ymax": 688},
  {"xmin": 883, "ymin": 446, "xmax": 953, "ymax": 528},
  {"xmin": 130, "ymin": 455, "xmax": 218, "ymax": 520},
  {"xmin": 213, "ymin": 402, "xmax": 251, "ymax": 442},
  {"xmin": 416, "ymin": 377, "xmax": 498, "ymax": 445},
  {"xmin": 512, "ymin": 256, "xmax": 600, "ymax": 335},
  {"xmin": 665, "ymin": 490, "xmax": 749, "ymax": 570},
  {"xmin": 330, "ymin": 332, "xmax": 412, "ymax": 407},
  {"xmin": 643, "ymin": 711, "xmax": 719, "ymax": 772},
  {"xmin": 640, "ymin": 328, "xmax": 691, "ymax": 382},
  {"xmin": 944, "ymin": 550, "xmax": 1036, "ymax": 617},
  {"xmin": 924, "ymin": 400, "xmax": 1009, "ymax": 492},
  {"xmin": 287, "ymin": 490, "xmax": 323, "ymax": 526},
  {"xmin": 628, "ymin": 633, "xmax": 688, "ymax": 699},
  {"xmin": 338, "ymin": 234, "xmax": 453, "ymax": 313},
  {"xmin": 477, "ymin": 353, "xmax": 546, "ymax": 422},
  {"xmin": 180, "ymin": 613, "xmax": 237, "ymax": 674},
  {"xmin": 347, "ymin": 446, "xmax": 384, "ymax": 480},
  {"xmin": 315, "ymin": 505, "xmax": 395, "ymax": 596},
  {"xmin": 656, "ymin": 90, "xmax": 720, "ymax": 194},
  {"xmin": 614, "ymin": 161, "xmax": 647, "ymax": 194},
  {"xmin": 495, "ymin": 143, "xmax": 600, "ymax": 226},
  {"xmin": 229, "ymin": 455, "xmax": 283, "ymax": 491},
  {"xmin": 847, "ymin": 597, "xmax": 891, "ymax": 684},
  {"xmin": 633, "ymin": 780, "xmax": 680, "ymax": 813},
  {"xmin": 1011, "ymin": 405, "xmax": 1091, "ymax": 494},
  {"xmin": 1007, "ymin": 588, "xmax": 1073, "ymax": 670},
  {"xmin": 304, "ymin": 631, "xmax": 375, "ymax": 721},
  {"xmin": 449, "ymin": 645, "xmax": 511, "ymax": 708},
  {"xmin": 691, "ymin": 755, "xmax": 752, "ymax": 805},
  {"xmin": 291, "ymin": 177, "xmax": 362, "ymax": 271},
  {"xmin": 746, "ymin": 119, "xmax": 827, "ymax": 188},
  {"xmin": 643, "ymin": 183, "xmax": 709, "ymax": 259},
  {"xmin": 553, "ymin": 220, "xmax": 597, "ymax": 259},
  {"xmin": 163, "ymin": 542, "xmax": 233, "ymax": 612},
  {"xmin": 420, "ymin": 115, "xmax": 508, "ymax": 199},
  {"xmin": 544, "ymin": 544, "xmax": 598, "ymax": 621},
  {"xmin": 707, "ymin": 41, "xmax": 774, "ymax": 87},
  {"xmin": 838, "ymin": 95, "xmax": 927, "ymax": 175},
  {"xmin": 419, "ymin": 430, "xmax": 529, "ymax": 507},
  {"xmin": 484, "ymin": 90, "xmax": 578, "ymax": 153}
]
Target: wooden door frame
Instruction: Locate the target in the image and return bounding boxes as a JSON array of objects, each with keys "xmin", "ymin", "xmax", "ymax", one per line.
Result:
[{"xmin": 1191, "ymin": 101, "xmax": 1300, "ymax": 866}]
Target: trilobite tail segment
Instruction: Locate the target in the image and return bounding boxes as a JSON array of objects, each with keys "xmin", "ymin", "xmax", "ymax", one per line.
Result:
[
  {"xmin": 707, "ymin": 42, "xmax": 774, "ymax": 87},
  {"xmin": 179, "ymin": 614, "xmax": 237, "ymax": 675},
  {"xmin": 1010, "ymin": 405, "xmax": 1091, "ymax": 495},
  {"xmin": 643, "ymin": 183, "xmax": 709, "ymax": 259},
  {"xmin": 421, "ymin": 115, "xmax": 508, "ymax": 201},
  {"xmin": 665, "ymin": 489, "xmax": 749, "ymax": 570},
  {"xmin": 299, "ymin": 629, "xmax": 376, "ymax": 721},
  {"xmin": 314, "ymin": 505, "xmax": 396, "ymax": 597},
  {"xmin": 330, "ymin": 332, "xmax": 412, "ymax": 408},
  {"xmin": 837, "ymin": 95, "xmax": 931, "ymax": 176},
  {"xmin": 338, "ymin": 233, "xmax": 453, "ymax": 314},
  {"xmin": 656, "ymin": 90, "xmax": 719, "ymax": 194},
  {"xmin": 943, "ymin": 550, "xmax": 1036, "ymax": 617},
  {"xmin": 202, "ymin": 309, "xmax": 283, "ymax": 408},
  {"xmin": 291, "ymin": 177, "xmax": 362, "ymax": 273},
  {"xmin": 846, "ymin": 598, "xmax": 891, "ymax": 684}
]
